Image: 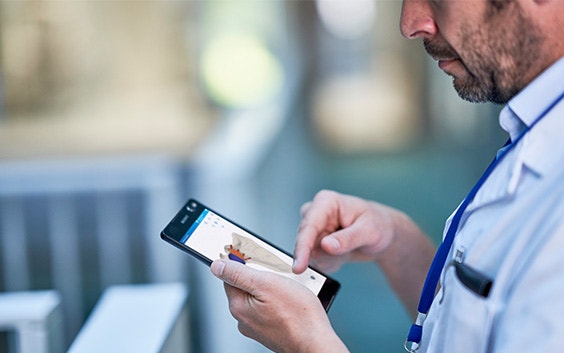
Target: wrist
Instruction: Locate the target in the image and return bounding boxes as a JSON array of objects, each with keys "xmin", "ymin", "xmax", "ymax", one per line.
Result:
[
  {"xmin": 373, "ymin": 209, "xmax": 420, "ymax": 264},
  {"xmin": 372, "ymin": 209, "xmax": 435, "ymax": 317},
  {"xmin": 298, "ymin": 329, "xmax": 349, "ymax": 353}
]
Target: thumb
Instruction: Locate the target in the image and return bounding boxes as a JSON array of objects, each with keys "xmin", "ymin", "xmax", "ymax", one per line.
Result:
[{"xmin": 211, "ymin": 259, "xmax": 261, "ymax": 293}]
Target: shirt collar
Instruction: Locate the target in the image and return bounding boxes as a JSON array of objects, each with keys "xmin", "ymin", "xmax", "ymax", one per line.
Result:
[
  {"xmin": 500, "ymin": 56, "xmax": 564, "ymax": 141},
  {"xmin": 469, "ymin": 56, "xmax": 564, "ymax": 210}
]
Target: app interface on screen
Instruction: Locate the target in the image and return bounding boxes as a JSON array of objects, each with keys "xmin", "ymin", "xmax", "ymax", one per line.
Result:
[{"xmin": 181, "ymin": 209, "xmax": 327, "ymax": 294}]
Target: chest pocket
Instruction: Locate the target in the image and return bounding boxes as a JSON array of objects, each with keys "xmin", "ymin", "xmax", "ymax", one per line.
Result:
[
  {"xmin": 422, "ymin": 266, "xmax": 498, "ymax": 353},
  {"xmin": 420, "ymin": 165, "xmax": 564, "ymax": 353}
]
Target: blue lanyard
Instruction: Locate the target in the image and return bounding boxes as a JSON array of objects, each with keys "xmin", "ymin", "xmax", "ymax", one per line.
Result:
[{"xmin": 404, "ymin": 90, "xmax": 564, "ymax": 352}]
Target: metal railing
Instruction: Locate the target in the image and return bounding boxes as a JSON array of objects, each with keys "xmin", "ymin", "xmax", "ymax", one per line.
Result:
[{"xmin": 0, "ymin": 155, "xmax": 189, "ymax": 349}]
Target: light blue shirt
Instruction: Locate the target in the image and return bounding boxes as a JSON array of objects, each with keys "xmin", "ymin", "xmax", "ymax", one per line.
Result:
[{"xmin": 419, "ymin": 56, "xmax": 564, "ymax": 353}]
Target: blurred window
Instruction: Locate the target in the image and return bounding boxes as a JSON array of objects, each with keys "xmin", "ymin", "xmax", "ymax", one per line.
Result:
[
  {"xmin": 0, "ymin": 1, "xmax": 214, "ymax": 158},
  {"xmin": 310, "ymin": 0, "xmax": 426, "ymax": 153}
]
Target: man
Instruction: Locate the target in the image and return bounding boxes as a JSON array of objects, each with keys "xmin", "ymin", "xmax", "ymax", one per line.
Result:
[{"xmin": 210, "ymin": 0, "xmax": 564, "ymax": 351}]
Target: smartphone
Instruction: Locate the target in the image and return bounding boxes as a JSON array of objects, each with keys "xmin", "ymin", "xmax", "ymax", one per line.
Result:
[{"xmin": 160, "ymin": 198, "xmax": 340, "ymax": 311}]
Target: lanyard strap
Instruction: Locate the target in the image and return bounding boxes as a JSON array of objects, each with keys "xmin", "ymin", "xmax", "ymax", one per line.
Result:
[{"xmin": 405, "ymin": 90, "xmax": 564, "ymax": 352}]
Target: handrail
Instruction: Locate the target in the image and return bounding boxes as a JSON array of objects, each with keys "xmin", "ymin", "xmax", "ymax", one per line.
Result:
[
  {"xmin": 0, "ymin": 290, "xmax": 64, "ymax": 353},
  {"xmin": 67, "ymin": 283, "xmax": 189, "ymax": 353}
]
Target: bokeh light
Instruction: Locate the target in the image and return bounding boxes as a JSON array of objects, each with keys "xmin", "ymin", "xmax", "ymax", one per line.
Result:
[
  {"xmin": 316, "ymin": 0, "xmax": 376, "ymax": 40},
  {"xmin": 200, "ymin": 32, "xmax": 284, "ymax": 108}
]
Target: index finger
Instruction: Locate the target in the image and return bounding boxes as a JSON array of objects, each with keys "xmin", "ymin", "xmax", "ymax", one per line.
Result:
[
  {"xmin": 293, "ymin": 221, "xmax": 321, "ymax": 274},
  {"xmin": 293, "ymin": 193, "xmax": 339, "ymax": 273}
]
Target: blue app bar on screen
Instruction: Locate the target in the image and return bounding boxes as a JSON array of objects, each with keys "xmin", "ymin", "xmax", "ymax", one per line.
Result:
[{"xmin": 180, "ymin": 209, "xmax": 209, "ymax": 243}]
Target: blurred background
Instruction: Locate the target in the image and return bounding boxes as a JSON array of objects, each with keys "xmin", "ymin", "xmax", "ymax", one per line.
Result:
[{"xmin": 0, "ymin": 1, "xmax": 505, "ymax": 353}]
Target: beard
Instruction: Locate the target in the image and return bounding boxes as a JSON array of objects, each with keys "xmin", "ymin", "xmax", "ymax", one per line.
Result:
[{"xmin": 423, "ymin": 2, "xmax": 542, "ymax": 105}]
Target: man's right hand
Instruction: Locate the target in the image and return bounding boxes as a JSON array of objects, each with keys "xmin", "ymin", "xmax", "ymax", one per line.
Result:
[
  {"xmin": 293, "ymin": 190, "xmax": 401, "ymax": 274},
  {"xmin": 292, "ymin": 190, "xmax": 436, "ymax": 317}
]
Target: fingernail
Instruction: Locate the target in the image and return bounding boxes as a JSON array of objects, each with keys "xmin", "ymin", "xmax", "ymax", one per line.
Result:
[
  {"xmin": 325, "ymin": 236, "xmax": 340, "ymax": 251},
  {"xmin": 211, "ymin": 260, "xmax": 225, "ymax": 277}
]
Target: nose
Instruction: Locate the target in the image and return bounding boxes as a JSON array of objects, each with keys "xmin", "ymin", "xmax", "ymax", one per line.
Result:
[{"xmin": 400, "ymin": 0, "xmax": 438, "ymax": 39}]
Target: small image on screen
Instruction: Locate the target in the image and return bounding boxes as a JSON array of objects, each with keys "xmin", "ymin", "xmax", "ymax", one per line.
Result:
[{"xmin": 181, "ymin": 209, "xmax": 327, "ymax": 295}]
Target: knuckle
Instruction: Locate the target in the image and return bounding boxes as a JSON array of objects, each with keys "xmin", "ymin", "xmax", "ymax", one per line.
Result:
[
  {"xmin": 229, "ymin": 265, "xmax": 243, "ymax": 284},
  {"xmin": 299, "ymin": 201, "xmax": 311, "ymax": 216},
  {"xmin": 297, "ymin": 221, "xmax": 316, "ymax": 233},
  {"xmin": 315, "ymin": 189, "xmax": 336, "ymax": 202},
  {"xmin": 228, "ymin": 261, "xmax": 243, "ymax": 279}
]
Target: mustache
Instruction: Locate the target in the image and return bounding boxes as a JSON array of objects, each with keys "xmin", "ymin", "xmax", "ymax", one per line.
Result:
[{"xmin": 423, "ymin": 39, "xmax": 458, "ymax": 60}]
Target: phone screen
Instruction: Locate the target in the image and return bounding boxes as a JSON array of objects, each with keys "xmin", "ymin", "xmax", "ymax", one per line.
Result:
[
  {"xmin": 182, "ymin": 207, "xmax": 328, "ymax": 294},
  {"xmin": 161, "ymin": 199, "xmax": 340, "ymax": 310}
]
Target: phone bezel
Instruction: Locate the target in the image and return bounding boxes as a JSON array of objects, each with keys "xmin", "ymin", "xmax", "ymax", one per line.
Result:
[{"xmin": 160, "ymin": 198, "xmax": 340, "ymax": 311}]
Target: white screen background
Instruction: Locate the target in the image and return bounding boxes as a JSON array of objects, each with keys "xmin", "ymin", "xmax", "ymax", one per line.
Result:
[{"xmin": 184, "ymin": 210, "xmax": 326, "ymax": 294}]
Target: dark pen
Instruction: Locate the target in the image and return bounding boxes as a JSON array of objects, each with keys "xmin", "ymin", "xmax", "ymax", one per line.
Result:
[{"xmin": 453, "ymin": 259, "xmax": 493, "ymax": 298}]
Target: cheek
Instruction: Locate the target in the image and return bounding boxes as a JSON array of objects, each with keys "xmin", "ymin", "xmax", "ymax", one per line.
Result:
[{"xmin": 456, "ymin": 26, "xmax": 493, "ymax": 67}]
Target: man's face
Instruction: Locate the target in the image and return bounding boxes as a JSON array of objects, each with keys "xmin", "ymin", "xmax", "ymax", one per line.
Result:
[{"xmin": 401, "ymin": 0, "xmax": 543, "ymax": 104}]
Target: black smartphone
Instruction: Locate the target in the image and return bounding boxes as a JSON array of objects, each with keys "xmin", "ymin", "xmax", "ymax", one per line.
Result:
[{"xmin": 160, "ymin": 198, "xmax": 340, "ymax": 311}]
